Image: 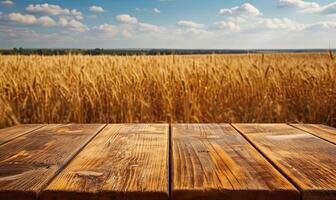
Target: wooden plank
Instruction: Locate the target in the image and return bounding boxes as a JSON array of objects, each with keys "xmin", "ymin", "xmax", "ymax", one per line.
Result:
[
  {"xmin": 291, "ymin": 124, "xmax": 336, "ymax": 144},
  {"xmin": 233, "ymin": 123, "xmax": 336, "ymax": 200},
  {"xmin": 172, "ymin": 124, "xmax": 299, "ymax": 200},
  {"xmin": 0, "ymin": 124, "xmax": 45, "ymax": 145},
  {"xmin": 0, "ymin": 124, "xmax": 106, "ymax": 200},
  {"xmin": 41, "ymin": 124, "xmax": 169, "ymax": 200}
]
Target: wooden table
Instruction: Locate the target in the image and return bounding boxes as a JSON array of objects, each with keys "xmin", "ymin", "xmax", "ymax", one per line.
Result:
[{"xmin": 0, "ymin": 124, "xmax": 335, "ymax": 200}]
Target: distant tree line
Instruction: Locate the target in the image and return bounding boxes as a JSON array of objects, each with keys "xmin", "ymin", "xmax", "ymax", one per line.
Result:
[{"xmin": 0, "ymin": 48, "xmax": 332, "ymax": 56}]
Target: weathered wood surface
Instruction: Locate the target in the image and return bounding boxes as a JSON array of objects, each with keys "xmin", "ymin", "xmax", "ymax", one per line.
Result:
[
  {"xmin": 42, "ymin": 124, "xmax": 169, "ymax": 200},
  {"xmin": 0, "ymin": 124, "xmax": 105, "ymax": 200},
  {"xmin": 172, "ymin": 124, "xmax": 299, "ymax": 200},
  {"xmin": 291, "ymin": 124, "xmax": 336, "ymax": 144},
  {"xmin": 233, "ymin": 124, "xmax": 336, "ymax": 200},
  {"xmin": 1, "ymin": 123, "xmax": 336, "ymax": 200},
  {"xmin": 0, "ymin": 124, "xmax": 44, "ymax": 145}
]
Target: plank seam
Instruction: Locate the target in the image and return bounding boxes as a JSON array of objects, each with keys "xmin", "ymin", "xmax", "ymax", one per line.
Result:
[
  {"xmin": 288, "ymin": 123, "xmax": 336, "ymax": 145},
  {"xmin": 229, "ymin": 123, "xmax": 303, "ymax": 200},
  {"xmin": 36, "ymin": 124, "xmax": 109, "ymax": 200},
  {"xmin": 168, "ymin": 123, "xmax": 172, "ymax": 200},
  {"xmin": 0, "ymin": 124, "xmax": 47, "ymax": 146}
]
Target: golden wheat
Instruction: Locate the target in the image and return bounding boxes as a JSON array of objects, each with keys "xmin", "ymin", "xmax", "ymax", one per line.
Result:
[{"xmin": 0, "ymin": 53, "xmax": 335, "ymax": 128}]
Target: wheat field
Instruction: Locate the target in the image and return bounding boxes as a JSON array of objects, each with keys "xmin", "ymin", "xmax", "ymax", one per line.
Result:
[{"xmin": 0, "ymin": 53, "xmax": 335, "ymax": 128}]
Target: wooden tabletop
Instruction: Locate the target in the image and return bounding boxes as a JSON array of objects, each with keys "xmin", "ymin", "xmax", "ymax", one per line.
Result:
[{"xmin": 0, "ymin": 124, "xmax": 335, "ymax": 200}]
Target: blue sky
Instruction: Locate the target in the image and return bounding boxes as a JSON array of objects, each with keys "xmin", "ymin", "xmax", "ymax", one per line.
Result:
[{"xmin": 0, "ymin": 0, "xmax": 335, "ymax": 49}]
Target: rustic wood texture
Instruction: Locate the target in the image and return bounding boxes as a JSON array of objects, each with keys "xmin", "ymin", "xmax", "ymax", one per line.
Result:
[
  {"xmin": 0, "ymin": 124, "xmax": 44, "ymax": 145},
  {"xmin": 291, "ymin": 124, "xmax": 336, "ymax": 144},
  {"xmin": 0, "ymin": 124, "xmax": 105, "ymax": 200},
  {"xmin": 172, "ymin": 124, "xmax": 299, "ymax": 200},
  {"xmin": 41, "ymin": 124, "xmax": 169, "ymax": 200},
  {"xmin": 233, "ymin": 123, "xmax": 336, "ymax": 200}
]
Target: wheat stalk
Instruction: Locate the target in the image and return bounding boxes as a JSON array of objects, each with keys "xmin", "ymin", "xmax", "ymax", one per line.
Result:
[{"xmin": 0, "ymin": 53, "xmax": 335, "ymax": 127}]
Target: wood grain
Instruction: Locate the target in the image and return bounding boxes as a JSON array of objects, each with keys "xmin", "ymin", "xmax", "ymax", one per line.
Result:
[
  {"xmin": 41, "ymin": 124, "xmax": 169, "ymax": 200},
  {"xmin": 0, "ymin": 124, "xmax": 105, "ymax": 200},
  {"xmin": 172, "ymin": 124, "xmax": 299, "ymax": 200},
  {"xmin": 0, "ymin": 124, "xmax": 44, "ymax": 145},
  {"xmin": 233, "ymin": 123, "xmax": 336, "ymax": 200},
  {"xmin": 291, "ymin": 124, "xmax": 336, "ymax": 144}
]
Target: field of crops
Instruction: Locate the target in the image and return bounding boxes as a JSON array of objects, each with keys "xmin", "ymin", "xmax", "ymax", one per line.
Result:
[{"xmin": 0, "ymin": 53, "xmax": 335, "ymax": 128}]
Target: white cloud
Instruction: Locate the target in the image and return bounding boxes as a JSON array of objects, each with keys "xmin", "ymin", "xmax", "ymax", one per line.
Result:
[
  {"xmin": 305, "ymin": 21, "xmax": 336, "ymax": 31},
  {"xmin": 278, "ymin": 0, "xmax": 319, "ymax": 9},
  {"xmin": 279, "ymin": 0, "xmax": 336, "ymax": 15},
  {"xmin": 8, "ymin": 13, "xmax": 89, "ymax": 32},
  {"xmin": 213, "ymin": 16, "xmax": 304, "ymax": 33},
  {"xmin": 26, "ymin": 4, "xmax": 67, "ymax": 15},
  {"xmin": 227, "ymin": 16, "xmax": 248, "ymax": 24},
  {"xmin": 177, "ymin": 20, "xmax": 204, "ymax": 29},
  {"xmin": 319, "ymin": 3, "xmax": 336, "ymax": 15},
  {"xmin": 119, "ymin": 24, "xmax": 135, "ymax": 37},
  {"xmin": 0, "ymin": 26, "xmax": 76, "ymax": 47},
  {"xmin": 26, "ymin": 4, "xmax": 83, "ymax": 20},
  {"xmin": 58, "ymin": 17, "xmax": 88, "ymax": 32},
  {"xmin": 66, "ymin": 20, "xmax": 88, "ymax": 32},
  {"xmin": 135, "ymin": 8, "xmax": 161, "ymax": 13},
  {"xmin": 93, "ymin": 23, "xmax": 118, "ymax": 36},
  {"xmin": 0, "ymin": 26, "xmax": 44, "ymax": 40},
  {"xmin": 138, "ymin": 23, "xmax": 161, "ymax": 32},
  {"xmin": 89, "ymin": 6, "xmax": 104, "ymax": 13},
  {"xmin": 135, "ymin": 8, "xmax": 147, "ymax": 12},
  {"xmin": 187, "ymin": 28, "xmax": 212, "ymax": 37},
  {"xmin": 69, "ymin": 9, "xmax": 83, "ymax": 20},
  {"xmin": 305, "ymin": 2, "xmax": 336, "ymax": 15},
  {"xmin": 8, "ymin": 13, "xmax": 56, "ymax": 26},
  {"xmin": 213, "ymin": 21, "xmax": 241, "ymax": 32},
  {"xmin": 257, "ymin": 17, "xmax": 302, "ymax": 30},
  {"xmin": 38, "ymin": 16, "xmax": 57, "ymax": 26},
  {"xmin": 154, "ymin": 8, "xmax": 161, "ymax": 13},
  {"xmin": 8, "ymin": 13, "xmax": 36, "ymax": 25},
  {"xmin": 116, "ymin": 14, "xmax": 138, "ymax": 24},
  {"xmin": 172, "ymin": 27, "xmax": 213, "ymax": 39},
  {"xmin": 1, "ymin": 0, "xmax": 14, "ymax": 7},
  {"xmin": 58, "ymin": 17, "xmax": 68, "ymax": 26},
  {"xmin": 219, "ymin": 3, "xmax": 262, "ymax": 17},
  {"xmin": 92, "ymin": 21, "xmax": 162, "ymax": 40}
]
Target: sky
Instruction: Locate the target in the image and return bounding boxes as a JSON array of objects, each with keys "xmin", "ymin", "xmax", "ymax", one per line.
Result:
[{"xmin": 0, "ymin": 0, "xmax": 335, "ymax": 49}]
